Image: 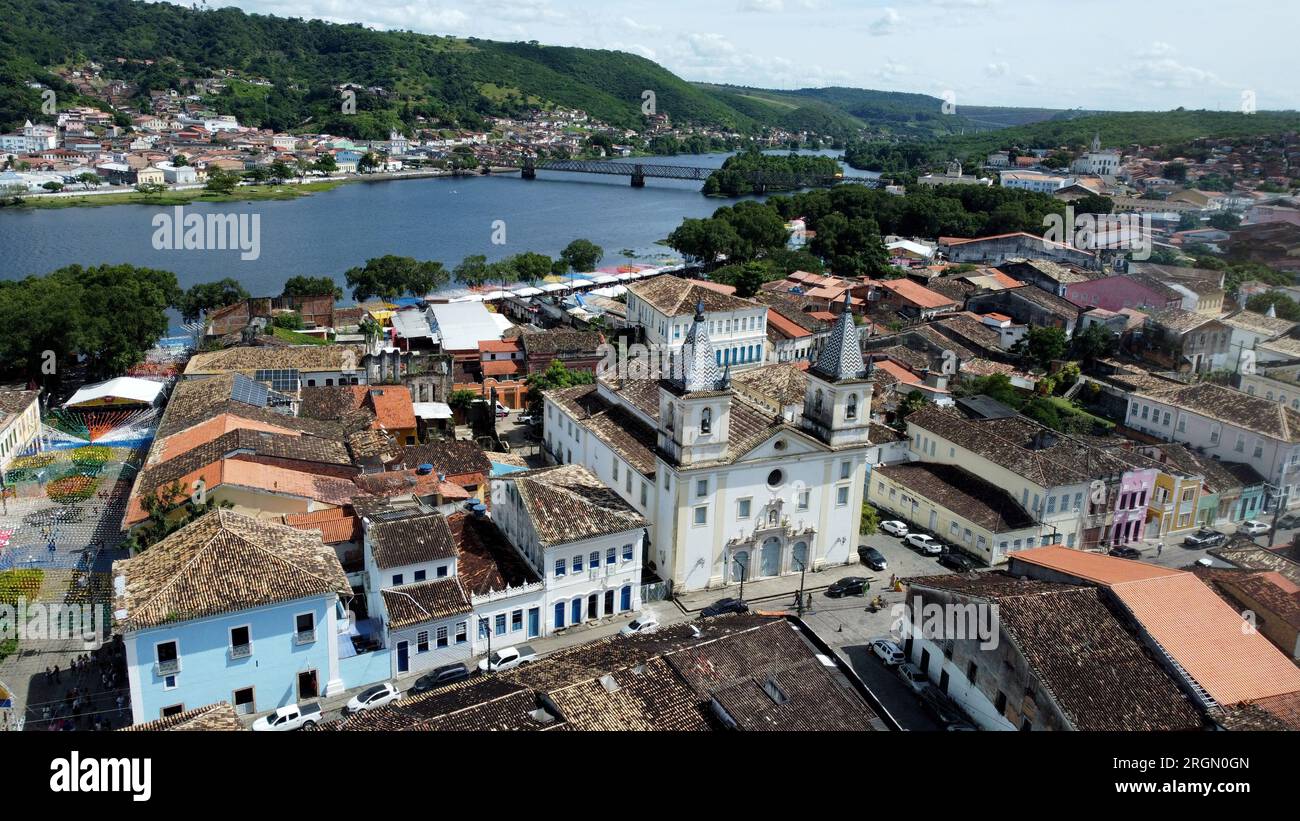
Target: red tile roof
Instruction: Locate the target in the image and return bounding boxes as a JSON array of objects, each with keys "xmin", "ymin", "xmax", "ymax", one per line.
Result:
[{"xmin": 879, "ymin": 278, "xmax": 957, "ymax": 310}]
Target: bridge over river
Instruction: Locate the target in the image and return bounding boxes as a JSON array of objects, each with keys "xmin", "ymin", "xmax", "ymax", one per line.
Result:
[{"xmin": 517, "ymin": 158, "xmax": 878, "ymax": 190}]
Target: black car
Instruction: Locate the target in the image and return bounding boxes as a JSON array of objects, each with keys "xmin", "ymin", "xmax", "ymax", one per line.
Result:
[
  {"xmin": 410, "ymin": 663, "xmax": 470, "ymax": 694},
  {"xmin": 701, "ymin": 598, "xmax": 749, "ymax": 617},
  {"xmin": 826, "ymin": 576, "xmax": 870, "ymax": 598},
  {"xmin": 937, "ymin": 552, "xmax": 976, "ymax": 572},
  {"xmin": 1108, "ymin": 546, "xmax": 1142, "ymax": 559},
  {"xmin": 1278, "ymin": 514, "xmax": 1300, "ymax": 530},
  {"xmin": 1183, "ymin": 528, "xmax": 1227, "ymax": 548},
  {"xmin": 858, "ymin": 545, "xmax": 887, "ymax": 571}
]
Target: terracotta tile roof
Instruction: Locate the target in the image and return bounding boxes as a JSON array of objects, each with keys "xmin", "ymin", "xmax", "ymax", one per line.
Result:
[
  {"xmin": 157, "ymin": 374, "xmax": 344, "ymax": 440},
  {"xmin": 352, "ymin": 468, "xmax": 470, "ymax": 500},
  {"xmin": 396, "ymin": 440, "xmax": 491, "ymax": 479},
  {"xmin": 154, "ymin": 413, "xmax": 303, "ymax": 461},
  {"xmin": 628, "ymin": 275, "xmax": 761, "ymax": 316},
  {"xmin": 877, "ymin": 463, "xmax": 1034, "ymax": 532},
  {"xmin": 1012, "ymin": 546, "xmax": 1300, "ymax": 706},
  {"xmin": 519, "ymin": 330, "xmax": 604, "ymax": 358},
  {"xmin": 119, "ymin": 702, "xmax": 244, "ymax": 731},
  {"xmin": 448, "ymin": 512, "xmax": 540, "ymax": 596},
  {"xmin": 284, "ymin": 509, "xmax": 362, "ymax": 544},
  {"xmin": 730, "ymin": 363, "xmax": 809, "ymax": 408},
  {"xmin": 879, "ymin": 278, "xmax": 959, "ymax": 310},
  {"xmin": 1130, "ymin": 382, "xmax": 1300, "ymax": 443},
  {"xmin": 1214, "ymin": 691, "xmax": 1300, "ymax": 731},
  {"xmin": 113, "ymin": 510, "xmax": 349, "ymax": 632},
  {"xmin": 503, "ymin": 463, "xmax": 646, "ymax": 547},
  {"xmin": 381, "ymin": 577, "xmax": 471, "ymax": 629},
  {"xmin": 907, "ymin": 573, "xmax": 1203, "ymax": 731},
  {"xmin": 138, "ymin": 428, "xmax": 352, "ymax": 498},
  {"xmin": 548, "ymin": 384, "xmax": 660, "ymax": 477},
  {"xmin": 1010, "ymin": 545, "xmax": 1181, "ymax": 584},
  {"xmin": 331, "ymin": 677, "xmax": 551, "ymax": 732},
  {"xmin": 359, "ymin": 386, "xmax": 417, "ymax": 431},
  {"xmin": 184, "ymin": 344, "xmax": 365, "ymax": 375},
  {"xmin": 765, "ymin": 309, "xmax": 813, "ymax": 339},
  {"xmin": 368, "ymin": 512, "xmax": 458, "ymax": 569},
  {"xmin": 479, "ymin": 339, "xmax": 521, "ymax": 354},
  {"xmin": 544, "ymin": 656, "xmax": 712, "ymax": 731}
]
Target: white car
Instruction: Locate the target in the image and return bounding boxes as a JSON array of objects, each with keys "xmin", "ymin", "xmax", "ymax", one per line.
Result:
[
  {"xmin": 345, "ymin": 682, "xmax": 401, "ymax": 714},
  {"xmin": 620, "ymin": 615, "xmax": 660, "ymax": 637},
  {"xmin": 897, "ymin": 663, "xmax": 930, "ymax": 695},
  {"xmin": 251, "ymin": 702, "xmax": 321, "ymax": 732},
  {"xmin": 906, "ymin": 534, "xmax": 943, "ymax": 555},
  {"xmin": 1238, "ymin": 520, "xmax": 1270, "ymax": 536},
  {"xmin": 869, "ymin": 639, "xmax": 905, "ymax": 667},
  {"xmin": 880, "ymin": 520, "xmax": 909, "ymax": 537}
]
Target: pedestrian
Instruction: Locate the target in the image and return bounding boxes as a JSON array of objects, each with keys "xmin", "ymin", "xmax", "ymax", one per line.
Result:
[
  {"xmin": 1157, "ymin": 542, "xmax": 1163, "ymax": 557},
  {"xmin": 52, "ymin": 664, "xmax": 61, "ymax": 683},
  {"xmin": 116, "ymin": 694, "xmax": 125, "ymax": 717}
]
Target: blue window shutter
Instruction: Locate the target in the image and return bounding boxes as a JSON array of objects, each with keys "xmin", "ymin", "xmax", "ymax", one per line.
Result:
[{"xmin": 621, "ymin": 586, "xmax": 631, "ymax": 611}]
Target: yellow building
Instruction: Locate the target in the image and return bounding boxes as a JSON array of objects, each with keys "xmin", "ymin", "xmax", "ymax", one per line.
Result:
[{"xmin": 1147, "ymin": 468, "xmax": 1202, "ymax": 536}]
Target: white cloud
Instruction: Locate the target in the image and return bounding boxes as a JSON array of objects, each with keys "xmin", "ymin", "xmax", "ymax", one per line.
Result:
[
  {"xmin": 868, "ymin": 7, "xmax": 902, "ymax": 36},
  {"xmin": 984, "ymin": 62, "xmax": 1009, "ymax": 77}
]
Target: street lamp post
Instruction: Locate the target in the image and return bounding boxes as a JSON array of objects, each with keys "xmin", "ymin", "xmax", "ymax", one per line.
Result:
[
  {"xmin": 793, "ymin": 553, "xmax": 807, "ymax": 617},
  {"xmin": 734, "ymin": 555, "xmax": 748, "ymax": 604},
  {"xmin": 1268, "ymin": 457, "xmax": 1295, "ymax": 548}
]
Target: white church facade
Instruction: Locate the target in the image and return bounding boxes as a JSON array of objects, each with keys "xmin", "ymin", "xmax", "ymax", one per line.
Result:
[{"xmin": 542, "ymin": 294, "xmax": 876, "ymax": 593}]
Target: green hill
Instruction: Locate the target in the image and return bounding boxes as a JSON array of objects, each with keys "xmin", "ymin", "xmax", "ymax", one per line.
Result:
[{"xmin": 846, "ymin": 109, "xmax": 1300, "ymax": 173}]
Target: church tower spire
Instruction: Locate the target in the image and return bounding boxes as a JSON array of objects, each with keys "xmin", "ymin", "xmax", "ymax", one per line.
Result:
[{"xmin": 801, "ymin": 292, "xmax": 873, "ymax": 447}]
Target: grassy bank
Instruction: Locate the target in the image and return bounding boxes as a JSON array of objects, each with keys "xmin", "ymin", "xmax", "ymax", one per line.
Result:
[{"xmin": 7, "ymin": 180, "xmax": 346, "ymax": 210}]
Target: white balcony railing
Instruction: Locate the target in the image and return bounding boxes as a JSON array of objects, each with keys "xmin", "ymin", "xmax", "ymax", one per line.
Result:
[
  {"xmin": 294, "ymin": 630, "xmax": 316, "ymax": 646},
  {"xmin": 154, "ymin": 659, "xmax": 180, "ymax": 676},
  {"xmin": 229, "ymin": 643, "xmax": 252, "ymax": 660}
]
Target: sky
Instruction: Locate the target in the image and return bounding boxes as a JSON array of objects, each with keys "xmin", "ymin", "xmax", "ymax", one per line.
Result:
[{"xmin": 178, "ymin": 0, "xmax": 1298, "ymax": 111}]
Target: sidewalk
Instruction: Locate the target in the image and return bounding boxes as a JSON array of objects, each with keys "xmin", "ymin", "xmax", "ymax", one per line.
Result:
[{"xmin": 674, "ymin": 561, "xmax": 877, "ymax": 613}]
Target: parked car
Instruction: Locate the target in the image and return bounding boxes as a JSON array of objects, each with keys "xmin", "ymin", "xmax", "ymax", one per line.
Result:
[
  {"xmin": 938, "ymin": 552, "xmax": 976, "ymax": 572},
  {"xmin": 1108, "ymin": 546, "xmax": 1142, "ymax": 559},
  {"xmin": 1277, "ymin": 513, "xmax": 1300, "ymax": 530},
  {"xmin": 1183, "ymin": 528, "xmax": 1226, "ymax": 548},
  {"xmin": 620, "ymin": 615, "xmax": 660, "ymax": 636},
  {"xmin": 858, "ymin": 545, "xmax": 887, "ymax": 571},
  {"xmin": 494, "ymin": 402, "xmax": 511, "ymax": 419},
  {"xmin": 1239, "ymin": 520, "xmax": 1271, "ymax": 536},
  {"xmin": 906, "ymin": 534, "xmax": 943, "ymax": 555},
  {"xmin": 826, "ymin": 576, "xmax": 870, "ymax": 598},
  {"xmin": 880, "ymin": 520, "xmax": 909, "ymax": 537},
  {"xmin": 345, "ymin": 682, "xmax": 401, "ymax": 714},
  {"xmin": 920, "ymin": 687, "xmax": 967, "ymax": 727},
  {"xmin": 869, "ymin": 639, "xmax": 905, "ymax": 667},
  {"xmin": 517, "ymin": 414, "xmax": 540, "ymax": 427},
  {"xmin": 701, "ymin": 598, "xmax": 749, "ymax": 618},
  {"xmin": 897, "ymin": 663, "xmax": 930, "ymax": 695},
  {"xmin": 251, "ymin": 702, "xmax": 321, "ymax": 732},
  {"xmin": 478, "ymin": 645, "xmax": 538, "ymax": 673},
  {"xmin": 410, "ymin": 663, "xmax": 470, "ymax": 694}
]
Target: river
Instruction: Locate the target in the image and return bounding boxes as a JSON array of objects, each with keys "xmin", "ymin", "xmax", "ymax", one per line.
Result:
[{"xmin": 0, "ymin": 150, "xmax": 871, "ymax": 298}]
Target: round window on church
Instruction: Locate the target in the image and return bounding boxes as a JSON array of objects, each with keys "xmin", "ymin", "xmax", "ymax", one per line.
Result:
[
  {"xmin": 774, "ymin": 439, "xmax": 787, "ymax": 451},
  {"xmin": 767, "ymin": 469, "xmax": 784, "ymax": 487}
]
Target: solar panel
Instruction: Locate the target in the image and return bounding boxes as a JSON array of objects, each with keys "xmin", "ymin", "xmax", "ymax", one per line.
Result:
[
  {"xmin": 254, "ymin": 368, "xmax": 300, "ymax": 393},
  {"xmin": 230, "ymin": 373, "xmax": 269, "ymax": 407}
]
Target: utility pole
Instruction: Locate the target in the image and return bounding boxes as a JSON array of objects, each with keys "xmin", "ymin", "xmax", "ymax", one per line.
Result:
[
  {"xmin": 794, "ymin": 554, "xmax": 807, "ymax": 617},
  {"xmin": 1268, "ymin": 458, "xmax": 1293, "ymax": 548},
  {"xmin": 735, "ymin": 556, "xmax": 747, "ymax": 604}
]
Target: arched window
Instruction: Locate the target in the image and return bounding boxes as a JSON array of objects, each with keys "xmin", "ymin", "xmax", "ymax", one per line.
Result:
[
  {"xmin": 701, "ymin": 407, "xmax": 712, "ymax": 434},
  {"xmin": 814, "ymin": 389, "xmax": 824, "ymax": 415},
  {"xmin": 846, "ymin": 393, "xmax": 858, "ymax": 420}
]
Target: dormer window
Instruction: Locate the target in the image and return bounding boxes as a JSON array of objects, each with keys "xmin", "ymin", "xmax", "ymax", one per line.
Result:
[
  {"xmin": 700, "ymin": 407, "xmax": 712, "ymax": 434},
  {"xmin": 846, "ymin": 393, "xmax": 858, "ymax": 420}
]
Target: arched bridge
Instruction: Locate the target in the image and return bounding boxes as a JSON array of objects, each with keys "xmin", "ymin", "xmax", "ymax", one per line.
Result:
[{"xmin": 518, "ymin": 158, "xmax": 876, "ymax": 190}]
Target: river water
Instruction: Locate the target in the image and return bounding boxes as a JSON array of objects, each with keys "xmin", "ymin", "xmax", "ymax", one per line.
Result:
[{"xmin": 0, "ymin": 150, "xmax": 870, "ymax": 297}]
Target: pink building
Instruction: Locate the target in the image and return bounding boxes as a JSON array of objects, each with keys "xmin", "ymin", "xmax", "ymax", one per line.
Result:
[
  {"xmin": 1065, "ymin": 274, "xmax": 1181, "ymax": 314},
  {"xmin": 1110, "ymin": 468, "xmax": 1157, "ymax": 545}
]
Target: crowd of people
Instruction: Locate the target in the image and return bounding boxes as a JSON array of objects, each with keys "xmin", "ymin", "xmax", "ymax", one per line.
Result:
[{"xmin": 35, "ymin": 636, "xmax": 129, "ymax": 731}]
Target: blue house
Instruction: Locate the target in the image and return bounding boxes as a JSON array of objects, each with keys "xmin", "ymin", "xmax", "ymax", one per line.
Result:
[{"xmin": 114, "ymin": 509, "xmax": 387, "ymax": 725}]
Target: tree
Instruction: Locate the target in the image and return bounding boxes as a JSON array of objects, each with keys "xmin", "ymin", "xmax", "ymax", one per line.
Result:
[
  {"xmin": 123, "ymin": 481, "xmax": 233, "ymax": 554},
  {"xmin": 510, "ymin": 252, "xmax": 553, "ymax": 283},
  {"xmin": 344, "ymin": 255, "xmax": 448, "ymax": 302},
  {"xmin": 447, "ymin": 389, "xmax": 478, "ymax": 422},
  {"xmin": 1208, "ymin": 211, "xmax": 1241, "ymax": 231},
  {"xmin": 859, "ymin": 502, "xmax": 879, "ymax": 536},
  {"xmin": 358, "ymin": 152, "xmax": 380, "ymax": 173},
  {"xmin": 1016, "ymin": 325, "xmax": 1069, "ymax": 370},
  {"xmin": 135, "ymin": 182, "xmax": 167, "ymax": 200},
  {"xmin": 1246, "ymin": 292, "xmax": 1300, "ymax": 322},
  {"xmin": 177, "ymin": 278, "xmax": 250, "ymax": 323},
  {"xmin": 667, "ymin": 218, "xmax": 741, "ymax": 268},
  {"xmin": 524, "ymin": 360, "xmax": 595, "ymax": 417},
  {"xmin": 41, "ymin": 181, "xmax": 63, "ymax": 192},
  {"xmin": 963, "ymin": 373, "xmax": 1023, "ymax": 409},
  {"xmin": 242, "ymin": 166, "xmax": 270, "ymax": 185},
  {"xmin": 314, "ymin": 153, "xmax": 338, "ymax": 174},
  {"xmin": 272, "ymin": 311, "xmax": 304, "ymax": 330},
  {"xmin": 1070, "ymin": 322, "xmax": 1117, "ymax": 363},
  {"xmin": 0, "ymin": 264, "xmax": 180, "ymax": 382},
  {"xmin": 559, "ymin": 239, "xmax": 603, "ymax": 274},
  {"xmin": 204, "ymin": 167, "xmax": 241, "ymax": 195},
  {"xmin": 76, "ymin": 172, "xmax": 101, "ymax": 190},
  {"xmin": 454, "ymin": 254, "xmax": 491, "ymax": 287},
  {"xmin": 268, "ymin": 160, "xmax": 294, "ymax": 183},
  {"xmin": 893, "ymin": 390, "xmax": 930, "ymax": 433},
  {"xmin": 282, "ymin": 275, "xmax": 343, "ymax": 301}
]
